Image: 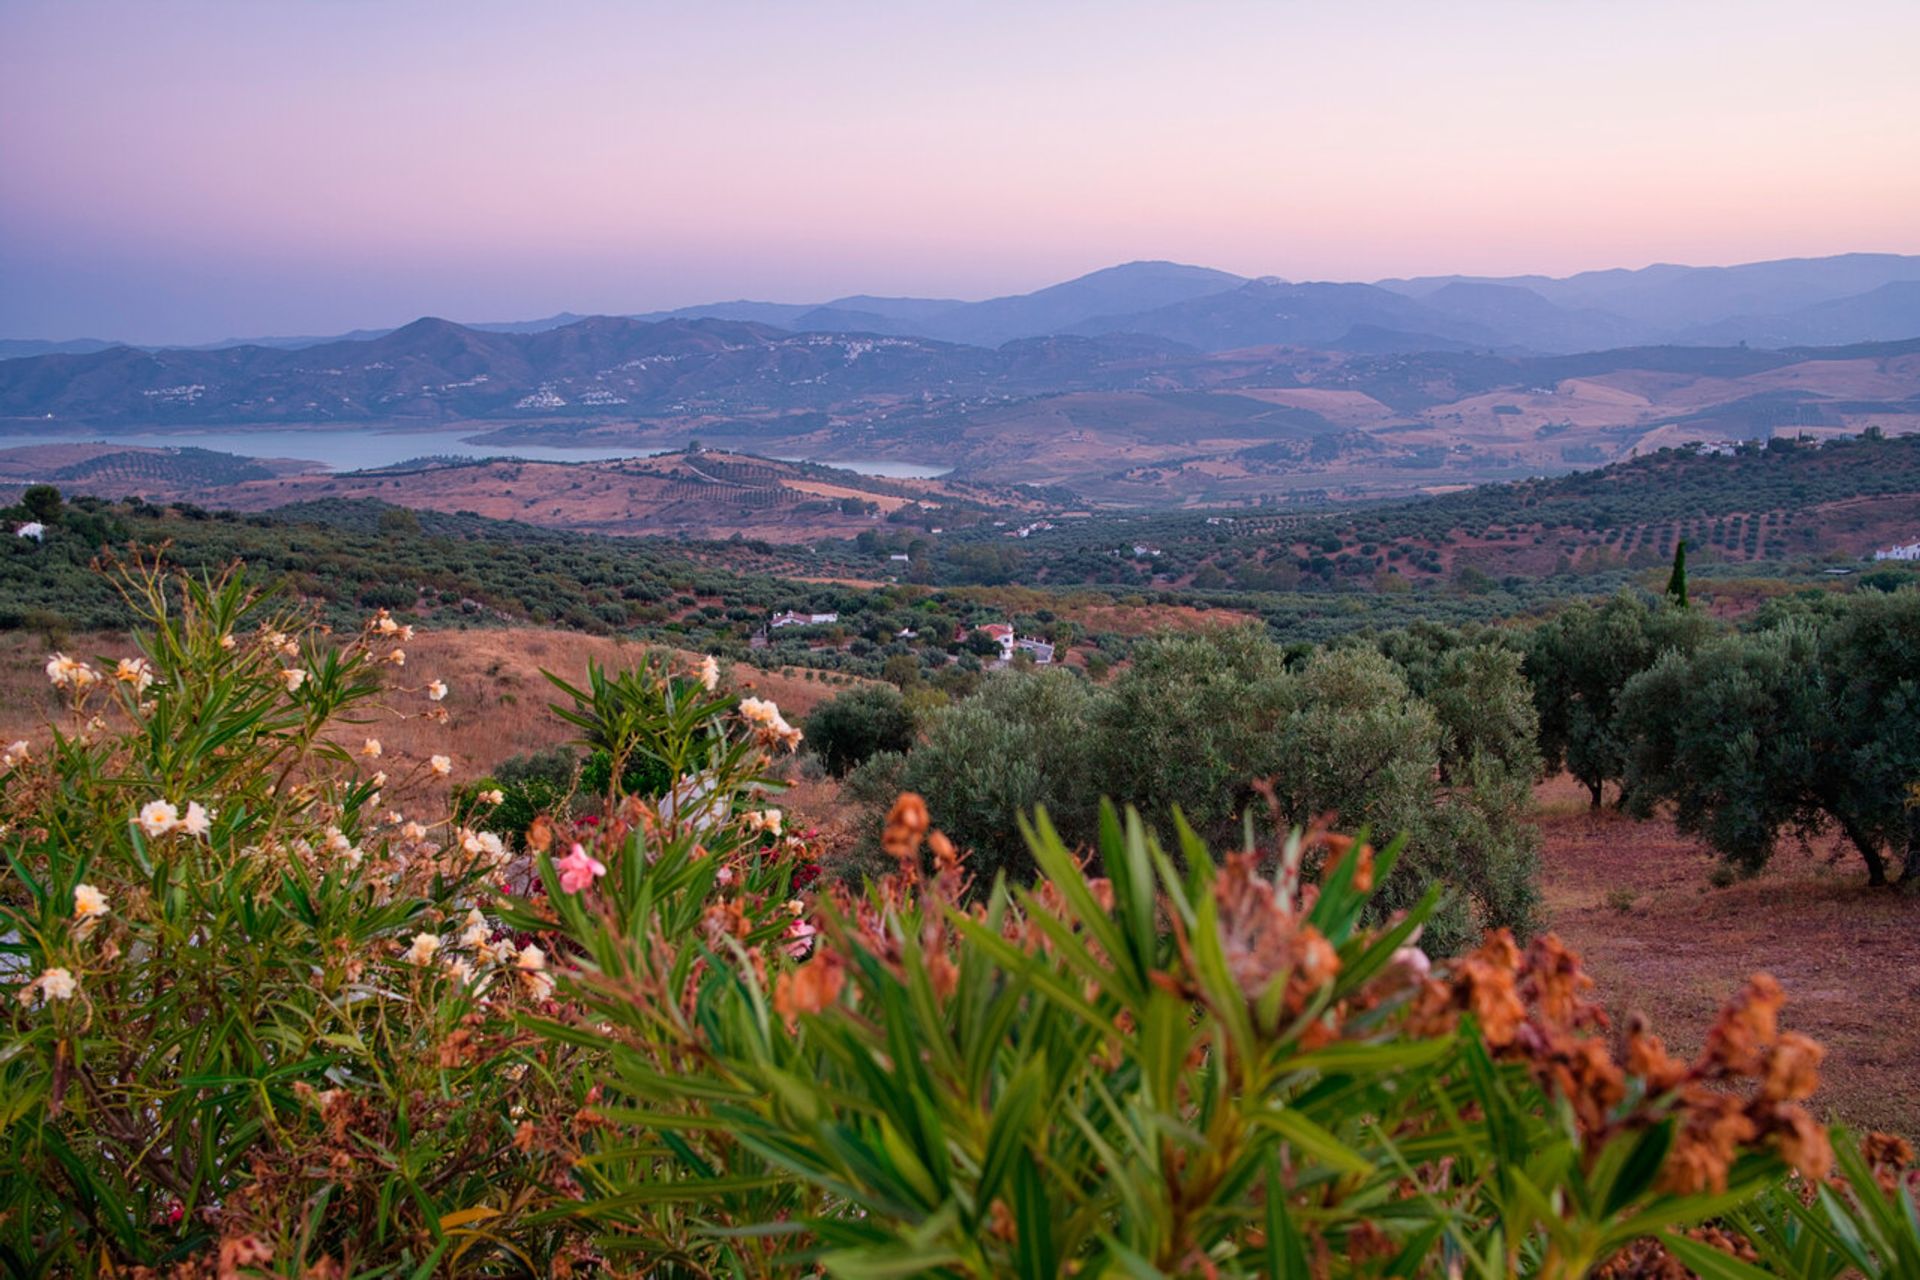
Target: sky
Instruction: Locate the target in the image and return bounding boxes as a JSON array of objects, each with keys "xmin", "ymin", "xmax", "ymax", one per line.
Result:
[{"xmin": 4, "ymin": 0, "xmax": 1918, "ymax": 346}]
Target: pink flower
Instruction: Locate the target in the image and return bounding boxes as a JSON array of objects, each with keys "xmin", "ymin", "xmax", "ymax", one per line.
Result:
[
  {"xmin": 785, "ymin": 916, "xmax": 818, "ymax": 960},
  {"xmin": 554, "ymin": 842, "xmax": 607, "ymax": 894}
]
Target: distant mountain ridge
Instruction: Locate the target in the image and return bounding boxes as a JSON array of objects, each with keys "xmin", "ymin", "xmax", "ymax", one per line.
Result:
[{"xmin": 5, "ymin": 253, "xmax": 1918, "ymax": 370}]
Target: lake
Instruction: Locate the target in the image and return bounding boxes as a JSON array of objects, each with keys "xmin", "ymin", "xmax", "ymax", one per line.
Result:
[{"xmin": 36, "ymin": 427, "xmax": 949, "ymax": 479}]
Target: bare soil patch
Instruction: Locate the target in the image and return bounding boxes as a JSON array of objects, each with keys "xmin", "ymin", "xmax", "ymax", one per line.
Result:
[{"xmin": 1535, "ymin": 773, "xmax": 1920, "ymax": 1134}]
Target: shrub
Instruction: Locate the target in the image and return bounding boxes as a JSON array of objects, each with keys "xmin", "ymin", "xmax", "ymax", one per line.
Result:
[
  {"xmin": 804, "ymin": 682, "xmax": 917, "ymax": 776},
  {"xmin": 537, "ymin": 794, "xmax": 1877, "ymax": 1277}
]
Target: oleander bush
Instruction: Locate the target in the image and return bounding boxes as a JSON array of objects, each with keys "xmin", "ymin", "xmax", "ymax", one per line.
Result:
[{"xmin": 4, "ymin": 558, "xmax": 1919, "ymax": 1277}]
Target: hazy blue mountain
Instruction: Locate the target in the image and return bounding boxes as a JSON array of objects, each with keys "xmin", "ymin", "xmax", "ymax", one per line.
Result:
[
  {"xmin": 1382, "ymin": 252, "xmax": 1920, "ymax": 331},
  {"xmin": 0, "ymin": 338, "xmax": 121, "ymax": 360},
  {"xmin": 1412, "ymin": 282, "xmax": 1653, "ymax": 352},
  {"xmin": 1682, "ymin": 281, "xmax": 1920, "ymax": 348},
  {"xmin": 910, "ymin": 261, "xmax": 1245, "ymax": 345},
  {"xmin": 13, "ymin": 254, "xmax": 1918, "ymax": 363},
  {"xmin": 1066, "ymin": 279, "xmax": 1505, "ymax": 352}
]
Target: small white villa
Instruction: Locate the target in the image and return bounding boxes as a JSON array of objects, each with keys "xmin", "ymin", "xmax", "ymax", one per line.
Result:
[{"xmin": 770, "ymin": 610, "xmax": 840, "ymax": 629}]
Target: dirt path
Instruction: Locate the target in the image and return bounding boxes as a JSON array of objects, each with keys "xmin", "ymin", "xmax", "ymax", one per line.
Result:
[{"xmin": 1534, "ymin": 774, "xmax": 1920, "ymax": 1133}]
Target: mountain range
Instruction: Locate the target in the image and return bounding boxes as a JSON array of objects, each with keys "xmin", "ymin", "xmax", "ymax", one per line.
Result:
[{"xmin": 8, "ymin": 253, "xmax": 1919, "ymax": 363}]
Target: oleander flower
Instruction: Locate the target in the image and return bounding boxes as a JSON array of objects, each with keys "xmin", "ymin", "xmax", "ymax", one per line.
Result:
[
  {"xmin": 554, "ymin": 843, "xmax": 608, "ymax": 894},
  {"xmin": 387, "ymin": 647, "xmax": 406, "ymax": 667},
  {"xmin": 45, "ymin": 653, "xmax": 99, "ymax": 689},
  {"xmin": 403, "ymin": 932, "xmax": 441, "ymax": 966},
  {"xmin": 115, "ymin": 657, "xmax": 156, "ymax": 692},
  {"xmin": 2, "ymin": 740, "xmax": 28, "ymax": 769},
  {"xmin": 444, "ymin": 957, "xmax": 475, "ymax": 986},
  {"xmin": 698, "ymin": 655, "xmax": 719, "ymax": 690},
  {"xmin": 280, "ymin": 667, "xmax": 308, "ymax": 693},
  {"xmin": 137, "ymin": 799, "xmax": 180, "ymax": 837},
  {"xmin": 460, "ymin": 908, "xmax": 491, "ymax": 950},
  {"xmin": 218, "ymin": 633, "xmax": 236, "ymax": 650},
  {"xmin": 402, "ymin": 820, "xmax": 429, "ymax": 842},
  {"xmin": 479, "ymin": 788, "xmax": 504, "ymax": 805},
  {"xmin": 427, "ymin": 679, "xmax": 448, "ymax": 701},
  {"xmin": 744, "ymin": 808, "xmax": 784, "ymax": 837},
  {"xmin": 73, "ymin": 882, "xmax": 110, "ymax": 923},
  {"xmin": 20, "ymin": 967, "xmax": 78, "ymax": 1006},
  {"xmin": 429, "ymin": 754, "xmax": 453, "ymax": 777},
  {"xmin": 360, "ymin": 738, "xmax": 383, "ymax": 759},
  {"xmin": 516, "ymin": 943, "xmax": 553, "ymax": 999},
  {"xmin": 181, "ymin": 801, "xmax": 212, "ymax": 838},
  {"xmin": 739, "ymin": 696, "xmax": 802, "ymax": 751}
]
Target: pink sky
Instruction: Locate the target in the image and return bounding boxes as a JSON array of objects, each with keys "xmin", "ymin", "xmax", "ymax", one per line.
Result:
[{"xmin": 4, "ymin": 0, "xmax": 1917, "ymax": 344}]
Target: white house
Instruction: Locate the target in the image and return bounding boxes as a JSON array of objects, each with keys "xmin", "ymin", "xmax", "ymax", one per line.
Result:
[
  {"xmin": 770, "ymin": 610, "xmax": 840, "ymax": 629},
  {"xmin": 1873, "ymin": 542, "xmax": 1920, "ymax": 562},
  {"xmin": 14, "ymin": 522, "xmax": 45, "ymax": 541},
  {"xmin": 977, "ymin": 623, "xmax": 1015, "ymax": 661}
]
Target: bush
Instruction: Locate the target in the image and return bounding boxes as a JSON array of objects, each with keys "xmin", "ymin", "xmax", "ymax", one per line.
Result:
[
  {"xmin": 804, "ymin": 682, "xmax": 917, "ymax": 776},
  {"xmin": 0, "ymin": 559, "xmax": 817, "ymax": 1272},
  {"xmin": 540, "ymin": 794, "xmax": 1889, "ymax": 1277}
]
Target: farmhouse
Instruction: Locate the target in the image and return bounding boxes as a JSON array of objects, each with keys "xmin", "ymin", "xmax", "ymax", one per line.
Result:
[
  {"xmin": 1872, "ymin": 542, "xmax": 1920, "ymax": 562},
  {"xmin": 770, "ymin": 610, "xmax": 840, "ymax": 628}
]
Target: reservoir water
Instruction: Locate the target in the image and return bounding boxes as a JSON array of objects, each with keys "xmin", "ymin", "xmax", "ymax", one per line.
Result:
[{"xmin": 30, "ymin": 427, "xmax": 949, "ymax": 479}]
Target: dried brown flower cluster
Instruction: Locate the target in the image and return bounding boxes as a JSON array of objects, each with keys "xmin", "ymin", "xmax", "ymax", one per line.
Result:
[{"xmin": 1409, "ymin": 931, "xmax": 1832, "ymax": 1193}]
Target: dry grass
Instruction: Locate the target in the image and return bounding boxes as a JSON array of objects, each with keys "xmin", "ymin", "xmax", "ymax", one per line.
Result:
[{"xmin": 0, "ymin": 627, "xmax": 851, "ymax": 814}]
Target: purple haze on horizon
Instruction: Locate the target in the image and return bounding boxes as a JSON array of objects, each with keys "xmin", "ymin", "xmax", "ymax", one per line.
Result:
[{"xmin": 3, "ymin": 0, "xmax": 1918, "ymax": 346}]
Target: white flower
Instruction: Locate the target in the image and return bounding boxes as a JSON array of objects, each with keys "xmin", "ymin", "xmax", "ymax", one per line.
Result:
[
  {"xmin": 739, "ymin": 696, "xmax": 802, "ymax": 751},
  {"xmin": 2, "ymin": 740, "xmax": 28, "ymax": 769},
  {"xmin": 403, "ymin": 932, "xmax": 440, "ymax": 966},
  {"xmin": 280, "ymin": 667, "xmax": 308, "ymax": 693},
  {"xmin": 181, "ymin": 802, "xmax": 212, "ymax": 838},
  {"xmin": 360, "ymin": 738, "xmax": 383, "ymax": 759},
  {"xmin": 27, "ymin": 967, "xmax": 78, "ymax": 1004},
  {"xmin": 73, "ymin": 883, "xmax": 110, "ymax": 922},
  {"xmin": 429, "ymin": 754, "xmax": 452, "ymax": 778},
  {"xmin": 324, "ymin": 826, "xmax": 353, "ymax": 855},
  {"xmin": 480, "ymin": 788, "xmax": 504, "ymax": 805},
  {"xmin": 137, "ymin": 800, "xmax": 180, "ymax": 837},
  {"xmin": 426, "ymin": 679, "xmax": 448, "ymax": 702},
  {"xmin": 374, "ymin": 612, "xmax": 399, "ymax": 636},
  {"xmin": 45, "ymin": 653, "xmax": 99, "ymax": 689},
  {"xmin": 460, "ymin": 907, "xmax": 491, "ymax": 949},
  {"xmin": 115, "ymin": 657, "xmax": 156, "ymax": 692},
  {"xmin": 371, "ymin": 770, "xmax": 388, "ymax": 788},
  {"xmin": 444, "ymin": 957, "xmax": 475, "ymax": 986},
  {"xmin": 698, "ymin": 655, "xmax": 719, "ymax": 691},
  {"xmin": 402, "ymin": 820, "xmax": 428, "ymax": 842},
  {"xmin": 342, "ymin": 844, "xmax": 365, "ymax": 868},
  {"xmin": 744, "ymin": 808, "xmax": 784, "ymax": 837},
  {"xmin": 516, "ymin": 944, "xmax": 553, "ymax": 999},
  {"xmin": 218, "ymin": 633, "xmax": 237, "ymax": 651},
  {"xmin": 387, "ymin": 647, "xmax": 406, "ymax": 667},
  {"xmin": 398, "ymin": 624, "xmax": 415, "ymax": 641}
]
